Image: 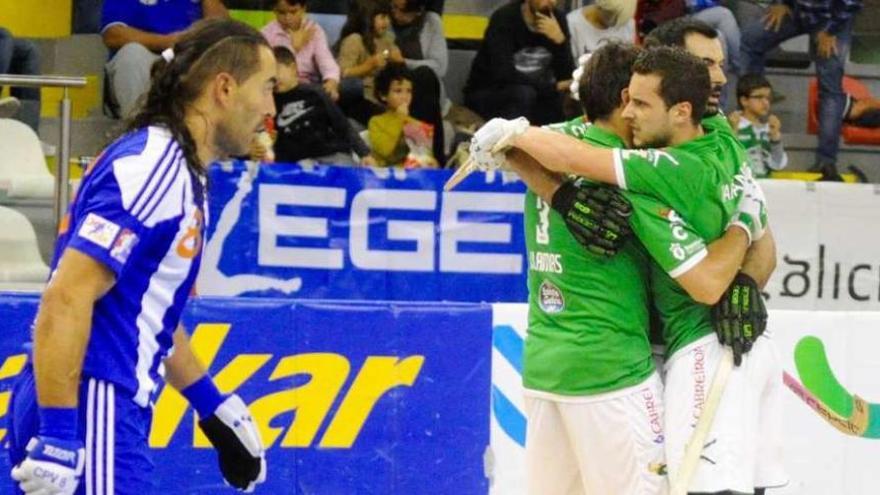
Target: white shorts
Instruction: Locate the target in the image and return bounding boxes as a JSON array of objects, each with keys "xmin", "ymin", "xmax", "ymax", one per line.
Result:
[
  {"xmin": 524, "ymin": 373, "xmax": 667, "ymax": 495},
  {"xmin": 664, "ymin": 333, "xmax": 788, "ymax": 494}
]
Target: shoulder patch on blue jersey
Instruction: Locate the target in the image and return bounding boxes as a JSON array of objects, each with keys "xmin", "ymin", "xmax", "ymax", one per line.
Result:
[
  {"xmin": 78, "ymin": 213, "xmax": 121, "ymax": 249},
  {"xmin": 110, "ymin": 228, "xmax": 139, "ymax": 263}
]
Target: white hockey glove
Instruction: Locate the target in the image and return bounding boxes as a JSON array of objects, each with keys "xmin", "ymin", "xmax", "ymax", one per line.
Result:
[
  {"xmin": 570, "ymin": 53, "xmax": 592, "ymax": 101},
  {"xmin": 11, "ymin": 436, "xmax": 85, "ymax": 495},
  {"xmin": 198, "ymin": 394, "xmax": 267, "ymax": 492},
  {"xmin": 727, "ymin": 169, "xmax": 768, "ymax": 244},
  {"xmin": 468, "ymin": 117, "xmax": 530, "ymax": 171}
]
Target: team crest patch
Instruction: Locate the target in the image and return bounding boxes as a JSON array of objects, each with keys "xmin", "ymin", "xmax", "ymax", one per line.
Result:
[
  {"xmin": 539, "ymin": 280, "xmax": 565, "ymax": 313},
  {"xmin": 110, "ymin": 228, "xmax": 139, "ymax": 263},
  {"xmin": 78, "ymin": 213, "xmax": 120, "ymax": 249}
]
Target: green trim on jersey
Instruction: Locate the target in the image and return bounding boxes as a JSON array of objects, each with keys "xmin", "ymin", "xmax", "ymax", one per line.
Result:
[
  {"xmin": 615, "ymin": 117, "xmax": 749, "ymax": 356},
  {"xmin": 523, "ymin": 119, "xmax": 656, "ymax": 396}
]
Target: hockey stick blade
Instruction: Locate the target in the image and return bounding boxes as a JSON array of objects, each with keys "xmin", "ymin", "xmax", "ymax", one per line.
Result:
[
  {"xmin": 442, "ymin": 131, "xmax": 519, "ymax": 191},
  {"xmin": 669, "ymin": 347, "xmax": 734, "ymax": 495}
]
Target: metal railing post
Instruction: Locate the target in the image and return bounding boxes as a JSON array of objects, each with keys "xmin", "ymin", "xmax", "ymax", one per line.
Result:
[
  {"xmin": 56, "ymin": 87, "xmax": 73, "ymax": 229},
  {"xmin": 0, "ymin": 75, "xmax": 87, "ymax": 232}
]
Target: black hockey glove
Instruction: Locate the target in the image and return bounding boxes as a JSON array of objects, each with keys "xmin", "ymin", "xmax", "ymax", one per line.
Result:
[
  {"xmin": 551, "ymin": 179, "xmax": 633, "ymax": 257},
  {"xmin": 711, "ymin": 272, "xmax": 768, "ymax": 366}
]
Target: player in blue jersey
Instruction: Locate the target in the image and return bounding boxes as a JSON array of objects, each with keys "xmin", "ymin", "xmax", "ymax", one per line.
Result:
[{"xmin": 7, "ymin": 19, "xmax": 277, "ymax": 495}]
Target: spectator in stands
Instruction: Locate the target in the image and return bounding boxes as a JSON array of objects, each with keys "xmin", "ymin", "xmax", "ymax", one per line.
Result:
[
  {"xmin": 391, "ymin": 0, "xmax": 447, "ymax": 164},
  {"xmin": 368, "ymin": 63, "xmax": 437, "ymax": 167},
  {"xmin": 0, "ymin": 27, "xmax": 41, "ymax": 131},
  {"xmin": 740, "ymin": 0, "xmax": 863, "ymax": 181},
  {"xmin": 262, "ymin": 0, "xmax": 341, "ymax": 101},
  {"xmin": 257, "ymin": 46, "xmax": 372, "ymax": 166},
  {"xmin": 101, "ymin": 0, "xmax": 228, "ymax": 117},
  {"xmin": 729, "ymin": 73, "xmax": 788, "ymax": 178},
  {"xmin": 464, "ymin": 0, "xmax": 575, "ymax": 126},
  {"xmin": 336, "ymin": 0, "xmax": 403, "ymax": 125},
  {"xmin": 566, "ymin": 0, "xmax": 636, "ymax": 60}
]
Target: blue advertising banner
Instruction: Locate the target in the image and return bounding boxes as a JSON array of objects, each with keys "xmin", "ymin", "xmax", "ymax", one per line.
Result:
[
  {"xmin": 0, "ymin": 293, "xmax": 492, "ymax": 494},
  {"xmin": 199, "ymin": 161, "xmax": 529, "ymax": 302}
]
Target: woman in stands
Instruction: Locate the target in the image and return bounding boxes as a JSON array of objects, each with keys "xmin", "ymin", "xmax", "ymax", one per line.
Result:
[{"xmin": 335, "ymin": 0, "xmax": 403, "ymax": 126}]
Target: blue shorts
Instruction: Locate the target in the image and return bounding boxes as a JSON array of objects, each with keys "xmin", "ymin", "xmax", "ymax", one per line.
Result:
[{"xmin": 7, "ymin": 365, "xmax": 155, "ymax": 494}]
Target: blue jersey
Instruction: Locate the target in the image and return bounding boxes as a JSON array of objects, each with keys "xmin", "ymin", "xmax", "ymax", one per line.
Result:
[
  {"xmin": 101, "ymin": 0, "xmax": 202, "ymax": 36},
  {"xmin": 47, "ymin": 126, "xmax": 205, "ymax": 408}
]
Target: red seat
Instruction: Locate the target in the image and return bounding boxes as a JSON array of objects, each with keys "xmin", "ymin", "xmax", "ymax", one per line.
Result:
[{"xmin": 807, "ymin": 76, "xmax": 880, "ymax": 145}]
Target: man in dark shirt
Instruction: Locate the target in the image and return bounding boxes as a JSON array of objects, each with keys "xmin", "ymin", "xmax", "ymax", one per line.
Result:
[
  {"xmin": 464, "ymin": 0, "xmax": 575, "ymax": 126},
  {"xmin": 741, "ymin": 0, "xmax": 863, "ymax": 180}
]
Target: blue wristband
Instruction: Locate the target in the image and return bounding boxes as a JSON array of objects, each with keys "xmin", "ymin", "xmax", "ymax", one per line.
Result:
[
  {"xmin": 181, "ymin": 375, "xmax": 224, "ymax": 418},
  {"xmin": 38, "ymin": 407, "xmax": 78, "ymax": 440}
]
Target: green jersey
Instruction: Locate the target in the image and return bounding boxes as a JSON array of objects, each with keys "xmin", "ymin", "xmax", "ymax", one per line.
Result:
[
  {"xmin": 736, "ymin": 118, "xmax": 788, "ymax": 178},
  {"xmin": 524, "ymin": 118, "xmax": 659, "ymax": 396},
  {"xmin": 615, "ymin": 114, "xmax": 749, "ymax": 356}
]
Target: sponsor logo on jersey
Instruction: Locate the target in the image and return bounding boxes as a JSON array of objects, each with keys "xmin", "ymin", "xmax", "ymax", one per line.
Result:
[
  {"xmin": 538, "ymin": 280, "xmax": 565, "ymax": 313},
  {"xmin": 641, "ymin": 387, "xmax": 665, "ymax": 445},
  {"xmin": 691, "ymin": 345, "xmax": 707, "ymax": 426},
  {"xmin": 78, "ymin": 213, "xmax": 121, "ymax": 249},
  {"xmin": 621, "ymin": 148, "xmax": 679, "ymax": 167},
  {"xmin": 110, "ymin": 228, "xmax": 139, "ymax": 263},
  {"xmin": 529, "ymin": 251, "xmax": 563, "ymax": 274}
]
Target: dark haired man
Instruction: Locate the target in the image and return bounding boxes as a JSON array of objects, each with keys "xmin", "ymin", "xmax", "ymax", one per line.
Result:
[{"xmin": 8, "ymin": 19, "xmax": 274, "ymax": 495}]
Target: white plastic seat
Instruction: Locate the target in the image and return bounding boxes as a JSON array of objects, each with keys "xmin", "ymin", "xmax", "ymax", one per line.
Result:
[
  {"xmin": 0, "ymin": 118, "xmax": 55, "ymax": 199},
  {"xmin": 0, "ymin": 205, "xmax": 50, "ymax": 282}
]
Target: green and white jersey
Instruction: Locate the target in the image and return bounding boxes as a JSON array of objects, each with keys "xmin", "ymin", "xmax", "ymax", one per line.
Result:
[
  {"xmin": 614, "ymin": 115, "xmax": 750, "ymax": 356},
  {"xmin": 736, "ymin": 118, "xmax": 788, "ymax": 178},
  {"xmin": 524, "ymin": 120, "xmax": 657, "ymax": 396}
]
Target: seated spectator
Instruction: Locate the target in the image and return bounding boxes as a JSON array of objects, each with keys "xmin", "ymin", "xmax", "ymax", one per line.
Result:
[
  {"xmin": 391, "ymin": 0, "xmax": 447, "ymax": 164},
  {"xmin": 729, "ymin": 73, "xmax": 788, "ymax": 178},
  {"xmin": 336, "ymin": 0, "xmax": 403, "ymax": 125},
  {"xmin": 261, "ymin": 46, "xmax": 373, "ymax": 166},
  {"xmin": 0, "ymin": 27, "xmax": 41, "ymax": 131},
  {"xmin": 368, "ymin": 63, "xmax": 437, "ymax": 167},
  {"xmin": 566, "ymin": 0, "xmax": 636, "ymax": 60},
  {"xmin": 262, "ymin": 0, "xmax": 341, "ymax": 101},
  {"xmin": 740, "ymin": 0, "xmax": 863, "ymax": 181},
  {"xmin": 464, "ymin": 0, "xmax": 575, "ymax": 126},
  {"xmin": 101, "ymin": 0, "xmax": 228, "ymax": 117}
]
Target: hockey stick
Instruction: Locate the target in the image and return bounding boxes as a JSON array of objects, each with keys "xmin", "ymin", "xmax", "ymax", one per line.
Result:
[
  {"xmin": 443, "ymin": 132, "xmax": 518, "ymax": 191},
  {"xmin": 782, "ymin": 370, "xmax": 869, "ymax": 436},
  {"xmin": 669, "ymin": 347, "xmax": 735, "ymax": 495}
]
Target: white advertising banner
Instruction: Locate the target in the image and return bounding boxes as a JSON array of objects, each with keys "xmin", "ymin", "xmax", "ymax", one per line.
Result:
[
  {"xmin": 763, "ymin": 180, "xmax": 880, "ymax": 312},
  {"xmin": 489, "ymin": 305, "xmax": 880, "ymax": 495}
]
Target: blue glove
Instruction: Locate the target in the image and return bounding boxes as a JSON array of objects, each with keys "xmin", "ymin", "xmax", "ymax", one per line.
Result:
[{"xmin": 11, "ymin": 436, "xmax": 85, "ymax": 495}]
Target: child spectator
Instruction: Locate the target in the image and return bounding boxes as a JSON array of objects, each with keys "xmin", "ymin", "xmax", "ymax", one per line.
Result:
[
  {"xmin": 368, "ymin": 63, "xmax": 437, "ymax": 167},
  {"xmin": 262, "ymin": 0, "xmax": 341, "ymax": 100},
  {"xmin": 260, "ymin": 46, "xmax": 372, "ymax": 166},
  {"xmin": 729, "ymin": 73, "xmax": 788, "ymax": 178}
]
